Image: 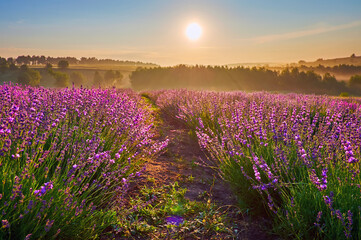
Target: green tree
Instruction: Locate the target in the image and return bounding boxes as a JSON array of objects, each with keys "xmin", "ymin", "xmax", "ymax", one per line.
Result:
[
  {"xmin": 51, "ymin": 71, "xmax": 69, "ymax": 88},
  {"xmin": 114, "ymin": 70, "xmax": 123, "ymax": 86},
  {"xmin": 17, "ymin": 68, "xmax": 41, "ymax": 86},
  {"xmin": 9, "ymin": 63, "xmax": 18, "ymax": 71},
  {"xmin": 103, "ymin": 70, "xmax": 123, "ymax": 87},
  {"xmin": 57, "ymin": 60, "xmax": 69, "ymax": 69},
  {"xmin": 0, "ymin": 57, "xmax": 9, "ymax": 72},
  {"xmin": 323, "ymin": 73, "xmax": 337, "ymax": 84},
  {"xmin": 349, "ymin": 75, "xmax": 361, "ymax": 88},
  {"xmin": 20, "ymin": 64, "xmax": 29, "ymax": 71},
  {"xmin": 45, "ymin": 63, "xmax": 53, "ymax": 71},
  {"xmin": 70, "ymin": 72, "xmax": 85, "ymax": 87}
]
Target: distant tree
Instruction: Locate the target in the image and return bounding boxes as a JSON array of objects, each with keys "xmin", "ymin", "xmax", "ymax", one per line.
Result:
[
  {"xmin": 351, "ymin": 53, "xmax": 356, "ymax": 58},
  {"xmin": 17, "ymin": 68, "xmax": 41, "ymax": 86},
  {"xmin": 7, "ymin": 57, "xmax": 14, "ymax": 64},
  {"xmin": 103, "ymin": 70, "xmax": 123, "ymax": 87},
  {"xmin": 0, "ymin": 57, "xmax": 8, "ymax": 72},
  {"xmin": 323, "ymin": 73, "xmax": 337, "ymax": 84},
  {"xmin": 114, "ymin": 70, "xmax": 123, "ymax": 86},
  {"xmin": 70, "ymin": 72, "xmax": 85, "ymax": 87},
  {"xmin": 16, "ymin": 55, "xmax": 31, "ymax": 65},
  {"xmin": 45, "ymin": 63, "xmax": 53, "ymax": 71},
  {"xmin": 39, "ymin": 55, "xmax": 46, "ymax": 64},
  {"xmin": 9, "ymin": 63, "xmax": 18, "ymax": 71},
  {"xmin": 104, "ymin": 70, "xmax": 115, "ymax": 87},
  {"xmin": 349, "ymin": 75, "xmax": 361, "ymax": 88},
  {"xmin": 57, "ymin": 60, "xmax": 69, "ymax": 69},
  {"xmin": 93, "ymin": 71, "xmax": 103, "ymax": 87},
  {"xmin": 0, "ymin": 57, "xmax": 7, "ymax": 65},
  {"xmin": 20, "ymin": 64, "xmax": 29, "ymax": 71},
  {"xmin": 52, "ymin": 71, "xmax": 69, "ymax": 87}
]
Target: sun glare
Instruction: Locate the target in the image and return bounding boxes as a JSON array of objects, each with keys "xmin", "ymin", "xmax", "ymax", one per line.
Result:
[{"xmin": 186, "ymin": 23, "xmax": 202, "ymax": 41}]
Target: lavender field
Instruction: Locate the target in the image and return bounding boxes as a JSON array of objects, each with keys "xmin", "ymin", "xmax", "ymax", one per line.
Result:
[
  {"xmin": 1, "ymin": 84, "xmax": 361, "ymax": 239},
  {"xmin": 151, "ymin": 90, "xmax": 361, "ymax": 239},
  {"xmin": 0, "ymin": 84, "xmax": 167, "ymax": 239}
]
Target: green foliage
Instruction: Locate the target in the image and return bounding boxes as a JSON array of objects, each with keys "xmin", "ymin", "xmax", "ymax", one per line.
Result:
[
  {"xmin": 49, "ymin": 70, "xmax": 69, "ymax": 87},
  {"xmin": 45, "ymin": 63, "xmax": 53, "ymax": 70},
  {"xmin": 20, "ymin": 64, "xmax": 29, "ymax": 71},
  {"xmin": 70, "ymin": 72, "xmax": 85, "ymax": 87},
  {"xmin": 339, "ymin": 92, "xmax": 349, "ymax": 97},
  {"xmin": 130, "ymin": 65, "xmax": 354, "ymax": 95},
  {"xmin": 104, "ymin": 70, "xmax": 116, "ymax": 81},
  {"xmin": 17, "ymin": 68, "xmax": 41, "ymax": 86},
  {"xmin": 104, "ymin": 70, "xmax": 123, "ymax": 87},
  {"xmin": 57, "ymin": 60, "xmax": 69, "ymax": 69},
  {"xmin": 323, "ymin": 73, "xmax": 337, "ymax": 84},
  {"xmin": 349, "ymin": 75, "xmax": 361, "ymax": 88},
  {"xmin": 112, "ymin": 182, "xmax": 232, "ymax": 239},
  {"xmin": 0, "ymin": 57, "xmax": 9, "ymax": 72},
  {"xmin": 9, "ymin": 63, "xmax": 18, "ymax": 71}
]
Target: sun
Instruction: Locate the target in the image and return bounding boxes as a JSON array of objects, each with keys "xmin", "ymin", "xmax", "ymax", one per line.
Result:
[{"xmin": 186, "ymin": 23, "xmax": 202, "ymax": 41}]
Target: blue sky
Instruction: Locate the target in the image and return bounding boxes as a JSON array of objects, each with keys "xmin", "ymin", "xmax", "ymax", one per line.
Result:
[{"xmin": 1, "ymin": 0, "xmax": 361, "ymax": 65}]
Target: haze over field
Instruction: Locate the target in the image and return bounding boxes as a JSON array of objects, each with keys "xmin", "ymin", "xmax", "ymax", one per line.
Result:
[
  {"xmin": 1, "ymin": 0, "xmax": 361, "ymax": 66},
  {"xmin": 3, "ymin": 2, "xmax": 361, "ymax": 239}
]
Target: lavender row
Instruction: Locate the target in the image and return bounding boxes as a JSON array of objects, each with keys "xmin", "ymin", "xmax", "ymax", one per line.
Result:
[
  {"xmin": 152, "ymin": 90, "xmax": 361, "ymax": 239},
  {"xmin": 0, "ymin": 84, "xmax": 167, "ymax": 239}
]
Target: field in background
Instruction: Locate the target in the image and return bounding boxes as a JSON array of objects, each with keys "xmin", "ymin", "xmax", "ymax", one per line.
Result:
[
  {"xmin": 2, "ymin": 84, "xmax": 361, "ymax": 239},
  {"xmin": 1, "ymin": 55, "xmax": 361, "ymax": 93},
  {"xmin": 0, "ymin": 64, "xmax": 148, "ymax": 88},
  {"xmin": 32, "ymin": 64, "xmax": 145, "ymax": 88}
]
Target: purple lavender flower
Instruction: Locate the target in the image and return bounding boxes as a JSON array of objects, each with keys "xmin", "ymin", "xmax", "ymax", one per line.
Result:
[
  {"xmin": 44, "ymin": 219, "xmax": 54, "ymax": 232},
  {"xmin": 253, "ymin": 165, "xmax": 261, "ymax": 181},
  {"xmin": 165, "ymin": 215, "xmax": 184, "ymax": 226},
  {"xmin": 2, "ymin": 219, "xmax": 10, "ymax": 228},
  {"xmin": 24, "ymin": 234, "xmax": 32, "ymax": 240}
]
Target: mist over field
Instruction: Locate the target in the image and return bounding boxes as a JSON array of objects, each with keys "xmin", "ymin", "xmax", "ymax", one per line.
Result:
[
  {"xmin": 1, "ymin": 54, "xmax": 361, "ymax": 97},
  {"xmin": 1, "ymin": 1, "xmax": 361, "ymax": 239}
]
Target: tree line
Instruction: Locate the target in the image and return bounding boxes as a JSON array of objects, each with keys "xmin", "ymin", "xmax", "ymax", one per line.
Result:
[
  {"xmin": 131, "ymin": 65, "xmax": 361, "ymax": 96},
  {"xmin": 298, "ymin": 64, "xmax": 361, "ymax": 75},
  {"xmin": 0, "ymin": 55, "xmax": 157, "ymax": 66},
  {"xmin": 0, "ymin": 60, "xmax": 123, "ymax": 88}
]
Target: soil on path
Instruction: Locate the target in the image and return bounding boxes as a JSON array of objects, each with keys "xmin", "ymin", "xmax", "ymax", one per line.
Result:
[{"xmin": 138, "ymin": 110, "xmax": 274, "ymax": 239}]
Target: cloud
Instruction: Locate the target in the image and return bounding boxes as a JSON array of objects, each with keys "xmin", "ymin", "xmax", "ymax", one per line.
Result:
[{"xmin": 251, "ymin": 20, "xmax": 361, "ymax": 43}]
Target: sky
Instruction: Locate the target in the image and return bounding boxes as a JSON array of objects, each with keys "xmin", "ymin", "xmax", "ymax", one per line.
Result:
[{"xmin": 1, "ymin": 0, "xmax": 361, "ymax": 66}]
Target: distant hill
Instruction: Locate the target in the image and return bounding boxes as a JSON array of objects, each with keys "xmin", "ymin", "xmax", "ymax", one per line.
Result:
[
  {"xmin": 296, "ymin": 54, "xmax": 361, "ymax": 67},
  {"xmin": 226, "ymin": 55, "xmax": 361, "ymax": 81}
]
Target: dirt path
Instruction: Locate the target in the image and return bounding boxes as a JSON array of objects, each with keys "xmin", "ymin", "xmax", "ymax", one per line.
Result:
[{"xmin": 139, "ymin": 110, "xmax": 274, "ymax": 239}]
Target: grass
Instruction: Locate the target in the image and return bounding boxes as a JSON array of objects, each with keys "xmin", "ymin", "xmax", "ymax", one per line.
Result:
[{"xmin": 108, "ymin": 182, "xmax": 235, "ymax": 239}]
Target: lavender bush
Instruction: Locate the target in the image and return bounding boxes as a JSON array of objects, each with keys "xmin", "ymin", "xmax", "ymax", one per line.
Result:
[
  {"xmin": 152, "ymin": 90, "xmax": 361, "ymax": 239},
  {"xmin": 0, "ymin": 84, "xmax": 167, "ymax": 239}
]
